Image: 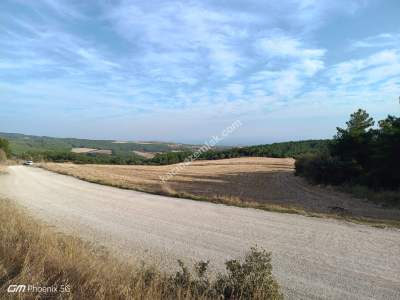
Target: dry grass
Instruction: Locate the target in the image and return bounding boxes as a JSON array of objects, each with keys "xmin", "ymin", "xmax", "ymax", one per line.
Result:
[
  {"xmin": 40, "ymin": 157, "xmax": 400, "ymax": 223},
  {"xmin": 0, "ymin": 198, "xmax": 282, "ymax": 299}
]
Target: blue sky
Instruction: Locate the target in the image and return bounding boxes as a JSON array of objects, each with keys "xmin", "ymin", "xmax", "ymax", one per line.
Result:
[{"xmin": 1, "ymin": 0, "xmax": 399, "ymax": 145}]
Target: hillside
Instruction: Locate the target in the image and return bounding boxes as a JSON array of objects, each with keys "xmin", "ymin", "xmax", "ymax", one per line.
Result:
[
  {"xmin": 0, "ymin": 132, "xmax": 329, "ymax": 165},
  {"xmin": 0, "ymin": 132, "xmax": 199, "ymax": 156}
]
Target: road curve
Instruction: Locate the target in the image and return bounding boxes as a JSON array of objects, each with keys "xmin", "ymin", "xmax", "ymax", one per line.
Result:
[{"xmin": 1, "ymin": 166, "xmax": 399, "ymax": 300}]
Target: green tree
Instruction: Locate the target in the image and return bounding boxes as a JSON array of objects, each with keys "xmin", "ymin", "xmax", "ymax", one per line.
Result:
[
  {"xmin": 331, "ymin": 109, "xmax": 374, "ymax": 169},
  {"xmin": 339, "ymin": 109, "xmax": 374, "ymax": 137},
  {"xmin": 296, "ymin": 108, "xmax": 400, "ymax": 194},
  {"xmin": 370, "ymin": 115, "xmax": 400, "ymax": 188}
]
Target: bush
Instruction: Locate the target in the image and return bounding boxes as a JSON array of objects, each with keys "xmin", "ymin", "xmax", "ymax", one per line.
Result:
[
  {"xmin": 0, "ymin": 149, "xmax": 6, "ymax": 162},
  {"xmin": 0, "ymin": 138, "xmax": 10, "ymax": 158},
  {"xmin": 169, "ymin": 247, "xmax": 283, "ymax": 299},
  {"xmin": 295, "ymin": 153, "xmax": 362, "ymax": 185},
  {"xmin": 215, "ymin": 247, "xmax": 282, "ymax": 299}
]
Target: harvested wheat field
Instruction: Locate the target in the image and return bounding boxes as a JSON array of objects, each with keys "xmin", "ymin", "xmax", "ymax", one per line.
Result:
[{"xmin": 41, "ymin": 157, "xmax": 400, "ymax": 221}]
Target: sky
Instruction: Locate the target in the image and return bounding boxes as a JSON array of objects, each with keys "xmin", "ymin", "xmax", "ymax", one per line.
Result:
[{"xmin": 1, "ymin": 0, "xmax": 400, "ymax": 145}]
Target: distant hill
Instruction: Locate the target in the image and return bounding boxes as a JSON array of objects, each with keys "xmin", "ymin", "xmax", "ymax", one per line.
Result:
[
  {"xmin": 0, "ymin": 132, "xmax": 329, "ymax": 165},
  {"xmin": 0, "ymin": 132, "xmax": 200, "ymax": 156}
]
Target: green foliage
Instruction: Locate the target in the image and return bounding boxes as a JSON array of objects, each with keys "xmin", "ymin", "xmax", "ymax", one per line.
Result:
[
  {"xmin": 150, "ymin": 140, "xmax": 329, "ymax": 165},
  {"xmin": 0, "ymin": 132, "xmax": 199, "ymax": 165},
  {"xmin": 167, "ymin": 247, "xmax": 282, "ymax": 300},
  {"xmin": 1, "ymin": 131, "xmax": 328, "ymax": 166},
  {"xmin": 0, "ymin": 149, "xmax": 6, "ymax": 162},
  {"xmin": 295, "ymin": 153, "xmax": 362, "ymax": 185},
  {"xmin": 150, "ymin": 151, "xmax": 193, "ymax": 165},
  {"xmin": 18, "ymin": 150, "xmax": 145, "ymax": 165},
  {"xmin": 0, "ymin": 138, "xmax": 10, "ymax": 158},
  {"xmin": 338, "ymin": 109, "xmax": 374, "ymax": 137},
  {"xmin": 0, "ymin": 132, "xmax": 191, "ymax": 156},
  {"xmin": 331, "ymin": 109, "xmax": 375, "ymax": 168},
  {"xmin": 370, "ymin": 115, "xmax": 400, "ymax": 188},
  {"xmin": 296, "ymin": 109, "xmax": 400, "ymax": 201},
  {"xmin": 234, "ymin": 140, "xmax": 329, "ymax": 158}
]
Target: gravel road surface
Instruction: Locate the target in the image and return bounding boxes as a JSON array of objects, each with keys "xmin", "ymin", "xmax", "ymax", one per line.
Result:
[{"xmin": 1, "ymin": 166, "xmax": 399, "ymax": 299}]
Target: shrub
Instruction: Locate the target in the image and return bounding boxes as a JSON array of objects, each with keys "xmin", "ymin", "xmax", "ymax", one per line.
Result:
[
  {"xmin": 168, "ymin": 247, "xmax": 282, "ymax": 299},
  {"xmin": 0, "ymin": 138, "xmax": 10, "ymax": 158},
  {"xmin": 215, "ymin": 247, "xmax": 282, "ymax": 299},
  {"xmin": 295, "ymin": 153, "xmax": 361, "ymax": 185},
  {"xmin": 0, "ymin": 149, "xmax": 6, "ymax": 162}
]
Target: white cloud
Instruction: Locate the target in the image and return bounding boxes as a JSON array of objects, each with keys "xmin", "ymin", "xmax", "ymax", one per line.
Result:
[
  {"xmin": 106, "ymin": 1, "xmax": 250, "ymax": 79},
  {"xmin": 352, "ymin": 33, "xmax": 400, "ymax": 49},
  {"xmin": 254, "ymin": 32, "xmax": 326, "ymax": 92},
  {"xmin": 256, "ymin": 34, "xmax": 325, "ymax": 59},
  {"xmin": 1, "ymin": 0, "xmax": 398, "ymax": 142},
  {"xmin": 245, "ymin": 33, "xmax": 326, "ymax": 99},
  {"xmin": 329, "ymin": 50, "xmax": 400, "ymax": 85},
  {"xmin": 299, "ymin": 59, "xmax": 325, "ymax": 76},
  {"xmin": 225, "ymin": 83, "xmax": 245, "ymax": 96}
]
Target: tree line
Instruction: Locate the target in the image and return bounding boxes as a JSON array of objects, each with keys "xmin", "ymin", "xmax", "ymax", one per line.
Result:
[
  {"xmin": 149, "ymin": 140, "xmax": 328, "ymax": 165},
  {"xmin": 295, "ymin": 109, "xmax": 400, "ymax": 190},
  {"xmin": 3, "ymin": 138, "xmax": 329, "ymax": 166},
  {"xmin": 17, "ymin": 150, "xmax": 145, "ymax": 165}
]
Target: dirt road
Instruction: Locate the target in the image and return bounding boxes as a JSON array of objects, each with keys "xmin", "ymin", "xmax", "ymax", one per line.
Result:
[{"xmin": 1, "ymin": 166, "xmax": 399, "ymax": 299}]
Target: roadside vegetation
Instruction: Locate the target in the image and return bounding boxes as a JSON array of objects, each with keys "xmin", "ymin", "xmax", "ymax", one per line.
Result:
[
  {"xmin": 0, "ymin": 197, "xmax": 282, "ymax": 299},
  {"xmin": 296, "ymin": 109, "xmax": 400, "ymax": 206},
  {"xmin": 0, "ymin": 138, "xmax": 10, "ymax": 162},
  {"xmin": 0, "ymin": 138, "xmax": 10, "ymax": 174}
]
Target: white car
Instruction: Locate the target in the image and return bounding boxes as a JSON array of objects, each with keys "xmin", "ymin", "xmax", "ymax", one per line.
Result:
[{"xmin": 23, "ymin": 160, "xmax": 33, "ymax": 166}]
